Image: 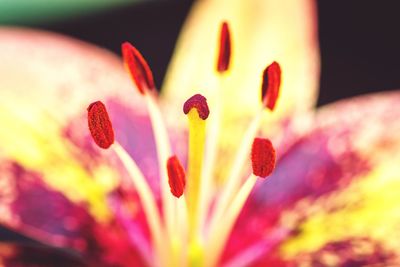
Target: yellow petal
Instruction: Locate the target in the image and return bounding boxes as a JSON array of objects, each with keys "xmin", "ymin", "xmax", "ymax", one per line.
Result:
[
  {"xmin": 162, "ymin": 0, "xmax": 319, "ymax": 181},
  {"xmin": 163, "ymin": 0, "xmax": 319, "ymax": 119}
]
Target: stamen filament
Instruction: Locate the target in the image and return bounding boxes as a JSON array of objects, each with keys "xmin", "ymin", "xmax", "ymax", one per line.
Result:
[
  {"xmin": 122, "ymin": 42, "xmax": 185, "ymax": 264},
  {"xmin": 144, "ymin": 93, "xmax": 176, "ymax": 242},
  {"xmin": 169, "ymin": 195, "xmax": 189, "ymax": 267},
  {"xmin": 199, "ymin": 99, "xmax": 220, "ymax": 232},
  {"xmin": 199, "ymin": 76, "xmax": 224, "ymax": 235},
  {"xmin": 207, "ymin": 109, "xmax": 263, "ymax": 240},
  {"xmin": 112, "ymin": 142, "xmax": 165, "ymax": 263},
  {"xmin": 206, "ymin": 174, "xmax": 258, "ymax": 267},
  {"xmin": 175, "ymin": 197, "xmax": 189, "ymax": 267},
  {"xmin": 199, "ymin": 20, "xmax": 232, "ymax": 234},
  {"xmin": 184, "ymin": 94, "xmax": 212, "ymax": 267}
]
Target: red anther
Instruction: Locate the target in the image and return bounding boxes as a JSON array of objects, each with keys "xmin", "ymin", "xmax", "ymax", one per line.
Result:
[
  {"xmin": 121, "ymin": 41, "xmax": 155, "ymax": 94},
  {"xmin": 251, "ymin": 138, "xmax": 276, "ymax": 178},
  {"xmin": 167, "ymin": 156, "xmax": 186, "ymax": 198},
  {"xmin": 87, "ymin": 101, "xmax": 115, "ymax": 149},
  {"xmin": 261, "ymin": 61, "xmax": 281, "ymax": 111},
  {"xmin": 183, "ymin": 94, "xmax": 210, "ymax": 120},
  {"xmin": 217, "ymin": 21, "xmax": 231, "ymax": 73}
]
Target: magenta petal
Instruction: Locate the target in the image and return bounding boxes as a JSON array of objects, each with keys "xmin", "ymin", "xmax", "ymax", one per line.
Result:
[
  {"xmin": 0, "ymin": 161, "xmax": 148, "ymax": 267},
  {"xmin": 106, "ymin": 99, "xmax": 160, "ymax": 191},
  {"xmin": 0, "ymin": 28, "xmax": 165, "ymax": 266},
  {"xmin": 223, "ymin": 92, "xmax": 400, "ymax": 266},
  {"xmin": 0, "ymin": 27, "xmax": 160, "ymax": 216}
]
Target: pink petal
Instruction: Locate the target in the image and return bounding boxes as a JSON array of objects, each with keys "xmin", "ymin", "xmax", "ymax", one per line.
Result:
[
  {"xmin": 223, "ymin": 91, "xmax": 400, "ymax": 266},
  {"xmin": 0, "ymin": 28, "xmax": 163, "ymax": 266},
  {"xmin": 0, "ymin": 161, "xmax": 148, "ymax": 267}
]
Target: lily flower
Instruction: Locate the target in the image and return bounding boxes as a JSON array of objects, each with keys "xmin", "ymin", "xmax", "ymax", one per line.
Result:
[{"xmin": 0, "ymin": 0, "xmax": 399, "ymax": 266}]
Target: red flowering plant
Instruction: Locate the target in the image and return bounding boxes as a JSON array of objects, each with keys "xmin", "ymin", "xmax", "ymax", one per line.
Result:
[{"xmin": 0, "ymin": 0, "xmax": 399, "ymax": 266}]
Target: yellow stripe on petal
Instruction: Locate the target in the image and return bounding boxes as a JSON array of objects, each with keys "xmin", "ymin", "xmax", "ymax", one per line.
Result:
[
  {"xmin": 0, "ymin": 28, "xmax": 146, "ymax": 222},
  {"xmin": 0, "ymin": 103, "xmax": 116, "ymax": 221},
  {"xmin": 281, "ymin": 160, "xmax": 400, "ymax": 258},
  {"xmin": 279, "ymin": 92, "xmax": 400, "ymax": 260}
]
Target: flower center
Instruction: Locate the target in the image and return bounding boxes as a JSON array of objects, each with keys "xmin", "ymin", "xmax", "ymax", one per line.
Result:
[{"xmin": 87, "ymin": 21, "xmax": 280, "ymax": 267}]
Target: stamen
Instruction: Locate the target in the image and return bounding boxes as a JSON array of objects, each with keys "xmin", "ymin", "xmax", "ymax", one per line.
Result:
[
  {"xmin": 172, "ymin": 198, "xmax": 188, "ymax": 267},
  {"xmin": 207, "ymin": 111, "xmax": 263, "ymax": 240},
  {"xmin": 167, "ymin": 155, "xmax": 186, "ymax": 198},
  {"xmin": 262, "ymin": 61, "xmax": 281, "ymax": 111},
  {"xmin": 206, "ymin": 140, "xmax": 276, "ymax": 266},
  {"xmin": 143, "ymin": 93, "xmax": 177, "ymax": 252},
  {"xmin": 208, "ymin": 61, "xmax": 282, "ymax": 235},
  {"xmin": 87, "ymin": 101, "xmax": 114, "ymax": 149},
  {"xmin": 121, "ymin": 41, "xmax": 155, "ymax": 94},
  {"xmin": 184, "ymin": 94, "xmax": 209, "ymax": 238},
  {"xmin": 217, "ymin": 21, "xmax": 231, "ymax": 73},
  {"xmin": 198, "ymin": 95, "xmax": 221, "ymax": 236},
  {"xmin": 121, "ymin": 42, "xmax": 179, "ymax": 261},
  {"xmin": 112, "ymin": 142, "xmax": 166, "ymax": 264},
  {"xmin": 198, "ymin": 21, "xmax": 232, "ymax": 235},
  {"xmin": 251, "ymin": 138, "xmax": 276, "ymax": 177},
  {"xmin": 206, "ymin": 174, "xmax": 258, "ymax": 267}
]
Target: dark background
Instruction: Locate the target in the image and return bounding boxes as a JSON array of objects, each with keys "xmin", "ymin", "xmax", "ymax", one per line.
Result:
[
  {"xmin": 7, "ymin": 0, "xmax": 400, "ymax": 106},
  {"xmin": 5, "ymin": 0, "xmax": 399, "ymax": 107}
]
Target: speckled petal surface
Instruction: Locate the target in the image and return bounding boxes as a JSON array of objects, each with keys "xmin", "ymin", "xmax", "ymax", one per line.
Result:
[
  {"xmin": 222, "ymin": 91, "xmax": 400, "ymax": 266},
  {"xmin": 0, "ymin": 28, "xmax": 159, "ymax": 266},
  {"xmin": 0, "ymin": 27, "xmax": 164, "ymax": 214},
  {"xmin": 0, "ymin": 160, "xmax": 148, "ymax": 267}
]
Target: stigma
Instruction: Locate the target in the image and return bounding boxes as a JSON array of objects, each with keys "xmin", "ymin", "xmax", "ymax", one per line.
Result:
[
  {"xmin": 87, "ymin": 21, "xmax": 281, "ymax": 267},
  {"xmin": 183, "ymin": 94, "xmax": 210, "ymax": 120}
]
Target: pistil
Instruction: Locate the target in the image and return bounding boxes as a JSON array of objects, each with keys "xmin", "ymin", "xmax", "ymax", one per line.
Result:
[
  {"xmin": 183, "ymin": 94, "xmax": 209, "ymax": 236},
  {"xmin": 186, "ymin": 107, "xmax": 206, "ymax": 230},
  {"xmin": 183, "ymin": 94, "xmax": 210, "ymax": 267}
]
